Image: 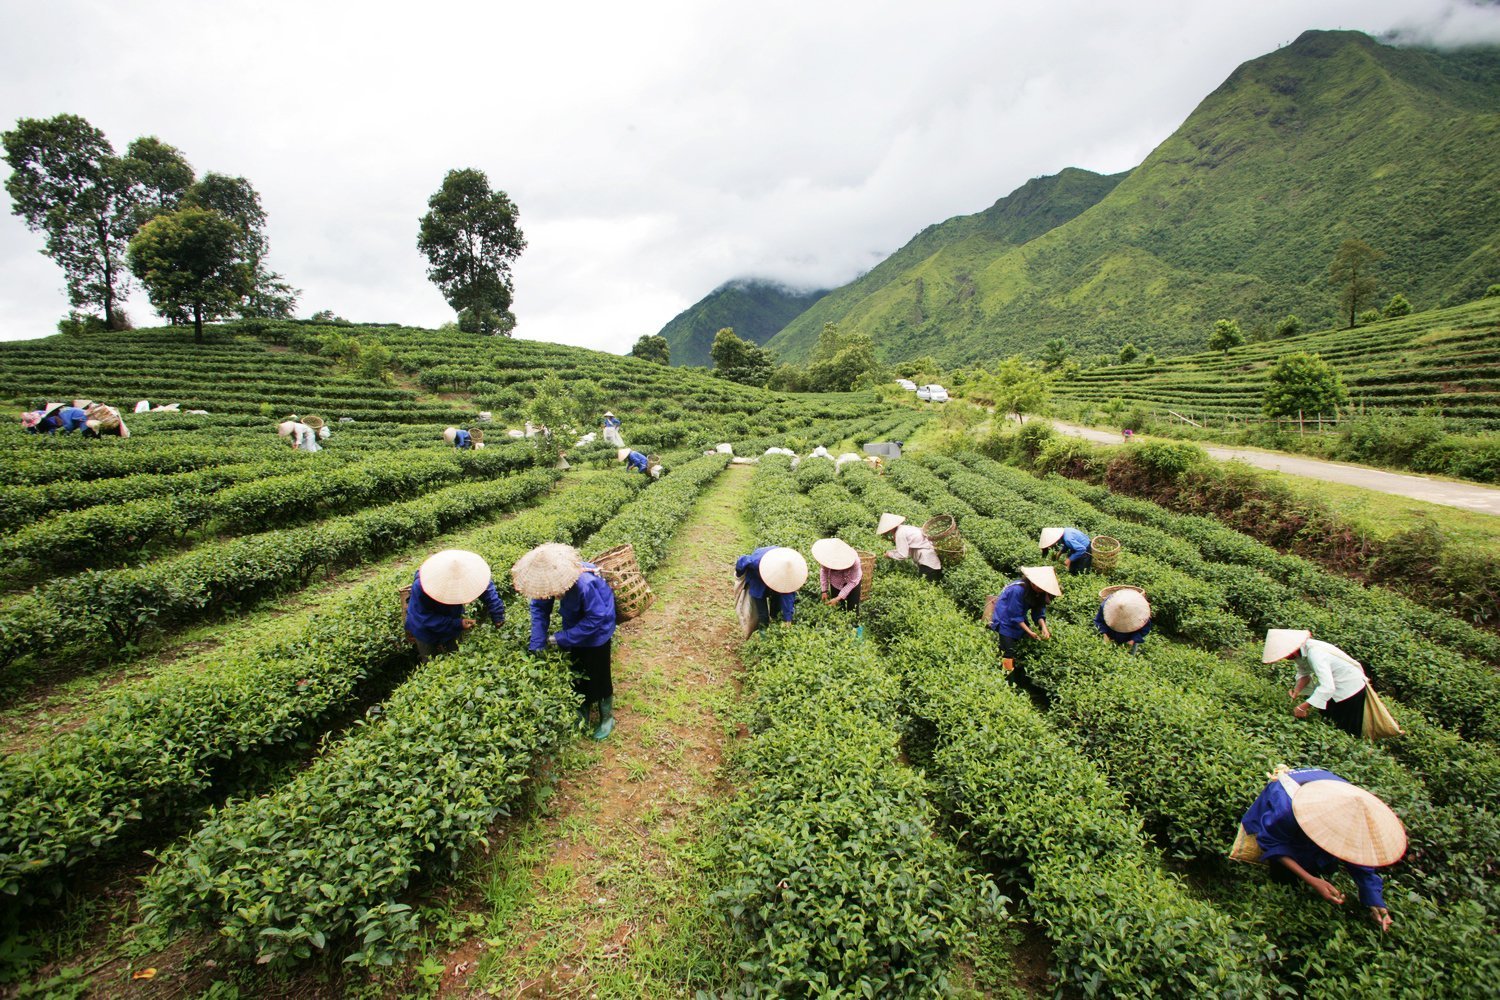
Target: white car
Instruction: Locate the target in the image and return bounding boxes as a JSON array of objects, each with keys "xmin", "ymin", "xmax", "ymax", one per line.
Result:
[
  {"xmin": 896, "ymin": 378, "xmax": 917, "ymax": 391},
  {"xmin": 921, "ymin": 384, "xmax": 949, "ymax": 402}
]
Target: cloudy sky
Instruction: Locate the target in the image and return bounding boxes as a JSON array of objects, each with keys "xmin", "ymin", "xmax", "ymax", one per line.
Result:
[{"xmin": 1, "ymin": 0, "xmax": 1497, "ymax": 352}]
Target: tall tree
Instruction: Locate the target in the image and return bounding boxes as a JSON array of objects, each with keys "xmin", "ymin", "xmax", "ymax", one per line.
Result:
[
  {"xmin": 3, "ymin": 114, "xmax": 142, "ymax": 329},
  {"xmin": 630, "ymin": 334, "xmax": 670, "ymax": 364},
  {"xmin": 417, "ymin": 168, "xmax": 526, "ymax": 335},
  {"xmin": 127, "ymin": 207, "xmax": 253, "ymax": 343},
  {"xmin": 710, "ymin": 327, "xmax": 774, "ymax": 386},
  {"xmin": 123, "ymin": 136, "xmax": 194, "ymax": 225},
  {"xmin": 1040, "ymin": 338, "xmax": 1069, "ymax": 371},
  {"xmin": 184, "ymin": 172, "xmax": 297, "ymax": 317},
  {"xmin": 969, "ymin": 357, "xmax": 1050, "ymax": 424},
  {"xmin": 1329, "ymin": 238, "xmax": 1383, "ymax": 329},
  {"xmin": 1207, "ymin": 318, "xmax": 1244, "ymax": 355},
  {"xmin": 1262, "ymin": 352, "xmax": 1348, "ymax": 418}
]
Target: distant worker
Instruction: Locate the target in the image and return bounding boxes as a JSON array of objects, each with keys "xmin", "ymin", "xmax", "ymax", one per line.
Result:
[
  {"xmin": 404, "ymin": 549, "xmax": 505, "ymax": 662},
  {"xmin": 735, "ymin": 545, "xmax": 808, "ymax": 630},
  {"xmin": 618, "ymin": 448, "xmax": 649, "ymax": 473},
  {"xmin": 277, "ymin": 419, "xmax": 321, "ymax": 452},
  {"xmin": 1237, "ymin": 767, "xmax": 1406, "ymax": 932},
  {"xmin": 23, "ymin": 402, "xmax": 89, "ymax": 434},
  {"xmin": 443, "ymin": 426, "xmax": 475, "ymax": 449},
  {"xmin": 1095, "ymin": 585, "xmax": 1152, "ymax": 652},
  {"xmin": 988, "ymin": 566, "xmax": 1060, "ymax": 680},
  {"xmin": 1263, "ymin": 629, "xmax": 1369, "ymax": 738},
  {"xmin": 1039, "ymin": 526, "xmax": 1093, "ymax": 574},
  {"xmin": 601, "ymin": 411, "xmax": 624, "ymax": 448},
  {"xmin": 812, "ymin": 537, "xmax": 863, "ymax": 627},
  {"xmin": 82, "ymin": 403, "xmax": 130, "ymax": 439},
  {"xmin": 514, "ymin": 542, "xmax": 619, "ymax": 740},
  {"xmin": 877, "ymin": 513, "xmax": 942, "ymax": 581}
]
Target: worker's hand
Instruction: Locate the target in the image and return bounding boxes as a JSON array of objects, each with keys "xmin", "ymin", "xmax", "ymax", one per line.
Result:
[
  {"xmin": 884, "ymin": 550, "xmax": 899, "ymax": 560},
  {"xmin": 1040, "ymin": 625, "xmax": 1052, "ymax": 641},
  {"xmin": 1288, "ymin": 687, "xmax": 1299, "ymax": 699},
  {"xmin": 1310, "ymin": 878, "xmax": 1345, "ymax": 905},
  {"xmin": 1368, "ymin": 906, "xmax": 1391, "ymax": 932},
  {"xmin": 490, "ymin": 617, "xmax": 503, "ymax": 628},
  {"xmin": 780, "ymin": 620, "xmax": 790, "ymax": 627},
  {"xmin": 460, "ymin": 617, "xmax": 476, "ymax": 631},
  {"xmin": 545, "ymin": 634, "xmax": 558, "ymax": 647},
  {"xmin": 1293, "ymin": 702, "xmax": 1311, "ymax": 719}
]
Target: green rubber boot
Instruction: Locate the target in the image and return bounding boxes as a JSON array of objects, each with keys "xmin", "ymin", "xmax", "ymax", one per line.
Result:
[
  {"xmin": 576, "ymin": 703, "xmax": 590, "ymax": 733},
  {"xmin": 593, "ymin": 697, "xmax": 615, "ymax": 740}
]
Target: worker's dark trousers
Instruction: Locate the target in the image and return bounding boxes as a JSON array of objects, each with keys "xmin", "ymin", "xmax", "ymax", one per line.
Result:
[
  {"xmin": 1322, "ymin": 687, "xmax": 1368, "ymax": 738},
  {"xmin": 1069, "ymin": 553, "xmax": 1093, "ymax": 574},
  {"xmin": 414, "ymin": 637, "xmax": 459, "ymax": 663},
  {"xmin": 919, "ymin": 565, "xmax": 943, "ymax": 582}
]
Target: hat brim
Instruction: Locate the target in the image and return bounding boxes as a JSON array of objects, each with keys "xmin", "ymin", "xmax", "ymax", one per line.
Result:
[
  {"xmin": 876, "ymin": 513, "xmax": 906, "ymax": 535},
  {"xmin": 1291, "ymin": 779, "xmax": 1407, "ymax": 867},
  {"xmin": 811, "ymin": 538, "xmax": 858, "ymax": 571},
  {"xmin": 1039, "ymin": 527, "xmax": 1066, "ymax": 549},
  {"xmin": 1262, "ymin": 629, "xmax": 1311, "ymax": 663},
  {"xmin": 1020, "ymin": 565, "xmax": 1062, "ymax": 598},
  {"xmin": 511, "ymin": 543, "xmax": 585, "ymax": 599},
  {"xmin": 1102, "ymin": 590, "xmax": 1151, "ymax": 632},
  {"xmin": 419, "ymin": 549, "xmax": 494, "ymax": 605},
  {"xmin": 759, "ymin": 547, "xmax": 808, "ymax": 594}
]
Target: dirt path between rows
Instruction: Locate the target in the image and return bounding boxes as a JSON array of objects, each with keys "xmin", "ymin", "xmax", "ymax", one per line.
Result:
[
  {"xmin": 434, "ymin": 464, "xmax": 754, "ymax": 998},
  {"xmin": 1042, "ymin": 419, "xmax": 1500, "ymax": 515}
]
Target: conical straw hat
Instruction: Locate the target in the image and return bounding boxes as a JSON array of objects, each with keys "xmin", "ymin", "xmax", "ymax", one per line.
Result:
[
  {"xmin": 1262, "ymin": 629, "xmax": 1311, "ymax": 663},
  {"xmin": 1038, "ymin": 527, "xmax": 1066, "ymax": 549},
  {"xmin": 759, "ymin": 547, "xmax": 808, "ymax": 594},
  {"xmin": 72, "ymin": 399, "xmax": 93, "ymax": 409},
  {"xmin": 876, "ymin": 512, "xmax": 906, "ymax": 535},
  {"xmin": 276, "ymin": 420, "xmax": 296, "ymax": 438},
  {"xmin": 811, "ymin": 537, "xmax": 858, "ymax": 571},
  {"xmin": 1101, "ymin": 586, "xmax": 1151, "ymax": 632},
  {"xmin": 511, "ymin": 543, "xmax": 584, "ymax": 599},
  {"xmin": 443, "ymin": 427, "xmax": 458, "ymax": 444},
  {"xmin": 418, "ymin": 549, "xmax": 493, "ymax": 605},
  {"xmin": 603, "ymin": 411, "xmax": 615, "ymax": 417},
  {"xmin": 617, "ymin": 448, "xmax": 631, "ymax": 461},
  {"xmin": 41, "ymin": 402, "xmax": 65, "ymax": 418},
  {"xmin": 1291, "ymin": 779, "xmax": 1407, "ymax": 867},
  {"xmin": 1020, "ymin": 565, "xmax": 1062, "ymax": 598}
]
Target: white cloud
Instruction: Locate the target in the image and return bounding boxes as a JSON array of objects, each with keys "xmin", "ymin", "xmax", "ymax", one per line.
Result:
[{"xmin": 1, "ymin": 0, "xmax": 1496, "ymax": 350}]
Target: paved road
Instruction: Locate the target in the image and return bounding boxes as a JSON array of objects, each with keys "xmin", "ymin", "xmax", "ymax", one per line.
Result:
[{"xmin": 1044, "ymin": 420, "xmax": 1500, "ymax": 516}]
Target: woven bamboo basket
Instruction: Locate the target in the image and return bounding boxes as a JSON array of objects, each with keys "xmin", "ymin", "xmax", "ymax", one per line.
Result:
[
  {"xmin": 469, "ymin": 427, "xmax": 485, "ymax": 444},
  {"xmin": 923, "ymin": 514, "xmax": 966, "ymax": 566},
  {"xmin": 397, "ymin": 584, "xmax": 416, "ymax": 644},
  {"xmin": 856, "ymin": 549, "xmax": 876, "ymax": 600},
  {"xmin": 1090, "ymin": 535, "xmax": 1122, "ymax": 573},
  {"xmin": 983, "ymin": 593, "xmax": 999, "ymax": 625},
  {"xmin": 646, "ymin": 453, "xmax": 661, "ymax": 468},
  {"xmin": 302, "ymin": 415, "xmax": 325, "ymax": 431},
  {"xmin": 591, "ymin": 543, "xmax": 654, "ymax": 620}
]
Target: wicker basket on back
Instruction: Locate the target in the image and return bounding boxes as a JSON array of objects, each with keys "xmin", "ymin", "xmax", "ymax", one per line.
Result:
[
  {"xmin": 469, "ymin": 427, "xmax": 485, "ymax": 444},
  {"xmin": 302, "ymin": 415, "xmax": 326, "ymax": 432},
  {"xmin": 1090, "ymin": 535, "xmax": 1122, "ymax": 573},
  {"xmin": 856, "ymin": 549, "xmax": 876, "ymax": 600},
  {"xmin": 397, "ymin": 584, "xmax": 416, "ymax": 643},
  {"xmin": 591, "ymin": 543, "xmax": 654, "ymax": 620},
  {"xmin": 923, "ymin": 513, "xmax": 966, "ymax": 566}
]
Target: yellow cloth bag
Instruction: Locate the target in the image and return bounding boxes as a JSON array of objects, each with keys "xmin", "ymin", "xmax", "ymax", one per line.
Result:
[
  {"xmin": 1362, "ymin": 685, "xmax": 1403, "ymax": 741},
  {"xmin": 1228, "ymin": 824, "xmax": 1264, "ymax": 865}
]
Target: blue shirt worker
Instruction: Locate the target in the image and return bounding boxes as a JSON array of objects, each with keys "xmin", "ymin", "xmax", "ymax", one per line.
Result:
[
  {"xmin": 514, "ymin": 542, "xmax": 619, "ymax": 740},
  {"xmin": 735, "ymin": 546, "xmax": 807, "ymax": 629},
  {"xmin": 617, "ymin": 448, "xmax": 649, "ymax": 473},
  {"xmin": 405, "ymin": 549, "xmax": 505, "ymax": 662},
  {"xmin": 1095, "ymin": 585, "xmax": 1153, "ymax": 652},
  {"xmin": 25, "ymin": 403, "xmax": 89, "ymax": 434},
  {"xmin": 1239, "ymin": 768, "xmax": 1406, "ymax": 932},
  {"xmin": 444, "ymin": 426, "xmax": 474, "ymax": 449},
  {"xmin": 988, "ymin": 565, "xmax": 1060, "ymax": 679},
  {"xmin": 602, "ymin": 412, "xmax": 622, "ymax": 429},
  {"xmin": 1039, "ymin": 526, "xmax": 1093, "ymax": 574}
]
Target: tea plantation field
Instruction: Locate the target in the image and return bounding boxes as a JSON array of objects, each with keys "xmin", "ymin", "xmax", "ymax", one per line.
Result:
[
  {"xmin": 1054, "ymin": 297, "xmax": 1500, "ymax": 428},
  {"xmin": 0, "ymin": 323, "xmax": 1495, "ymax": 998}
]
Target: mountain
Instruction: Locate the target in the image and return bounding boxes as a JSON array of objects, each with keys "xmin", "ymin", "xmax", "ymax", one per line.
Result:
[
  {"xmin": 765, "ymin": 30, "xmax": 1500, "ymax": 364},
  {"xmin": 656, "ymin": 279, "xmax": 828, "ymax": 366}
]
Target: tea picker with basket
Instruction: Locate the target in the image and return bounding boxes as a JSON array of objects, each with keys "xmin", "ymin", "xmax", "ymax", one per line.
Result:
[
  {"xmin": 1235, "ymin": 766, "xmax": 1406, "ymax": 932},
  {"xmin": 986, "ymin": 566, "xmax": 1061, "ymax": 682},
  {"xmin": 877, "ymin": 513, "xmax": 943, "ymax": 581},
  {"xmin": 601, "ymin": 411, "xmax": 624, "ymax": 448},
  {"xmin": 443, "ymin": 426, "xmax": 484, "ymax": 450},
  {"xmin": 1039, "ymin": 526, "xmax": 1094, "ymax": 574},
  {"xmin": 735, "ymin": 546, "xmax": 808, "ymax": 629},
  {"xmin": 1263, "ymin": 629, "xmax": 1402, "ymax": 741},
  {"xmin": 812, "ymin": 538, "xmax": 863, "ymax": 628},
  {"xmin": 617, "ymin": 448, "xmax": 649, "ymax": 473},
  {"xmin": 1095, "ymin": 585, "xmax": 1153, "ymax": 652},
  {"xmin": 278, "ymin": 414, "xmax": 327, "ymax": 452},
  {"xmin": 404, "ymin": 549, "xmax": 506, "ymax": 662},
  {"xmin": 514, "ymin": 543, "xmax": 619, "ymax": 740}
]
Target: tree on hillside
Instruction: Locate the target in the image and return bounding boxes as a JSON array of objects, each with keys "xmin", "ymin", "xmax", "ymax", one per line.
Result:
[
  {"xmin": 127, "ymin": 206, "xmax": 253, "ymax": 344},
  {"xmin": 1329, "ymin": 238, "xmax": 1383, "ymax": 329},
  {"xmin": 1275, "ymin": 314, "xmax": 1302, "ymax": 338},
  {"xmin": 184, "ymin": 173, "xmax": 298, "ymax": 318},
  {"xmin": 970, "ymin": 357, "xmax": 1050, "ymax": 424},
  {"xmin": 3, "ymin": 114, "xmax": 144, "ymax": 330},
  {"xmin": 1118, "ymin": 342, "xmax": 1139, "ymax": 365},
  {"xmin": 710, "ymin": 327, "xmax": 774, "ymax": 386},
  {"xmin": 1262, "ymin": 352, "xmax": 1348, "ymax": 418},
  {"xmin": 1383, "ymin": 293, "xmax": 1411, "ymax": 318},
  {"xmin": 1040, "ymin": 338, "xmax": 1069, "ymax": 371},
  {"xmin": 417, "ymin": 168, "xmax": 525, "ymax": 336},
  {"xmin": 1207, "ymin": 318, "xmax": 1243, "ymax": 355},
  {"xmin": 123, "ymin": 137, "xmax": 194, "ymax": 226},
  {"xmin": 630, "ymin": 334, "xmax": 670, "ymax": 364},
  {"xmin": 894, "ymin": 355, "xmax": 941, "ymax": 381},
  {"xmin": 805, "ymin": 329, "xmax": 882, "ymax": 392}
]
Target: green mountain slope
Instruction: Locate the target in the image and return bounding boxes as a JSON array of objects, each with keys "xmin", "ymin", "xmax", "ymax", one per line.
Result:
[
  {"xmin": 657, "ymin": 279, "xmax": 828, "ymax": 366},
  {"xmin": 767, "ymin": 30, "xmax": 1500, "ymax": 365}
]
